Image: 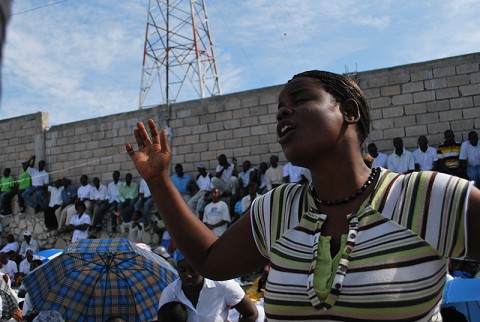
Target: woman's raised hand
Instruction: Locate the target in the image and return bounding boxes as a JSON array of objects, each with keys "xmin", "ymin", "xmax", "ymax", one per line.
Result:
[{"xmin": 126, "ymin": 119, "xmax": 171, "ymax": 182}]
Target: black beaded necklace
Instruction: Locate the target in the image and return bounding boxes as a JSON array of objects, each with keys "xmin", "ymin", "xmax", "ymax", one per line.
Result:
[{"xmin": 309, "ymin": 167, "xmax": 379, "ymax": 206}]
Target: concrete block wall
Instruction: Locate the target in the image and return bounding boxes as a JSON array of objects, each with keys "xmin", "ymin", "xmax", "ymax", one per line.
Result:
[{"xmin": 0, "ymin": 53, "xmax": 479, "ymax": 186}]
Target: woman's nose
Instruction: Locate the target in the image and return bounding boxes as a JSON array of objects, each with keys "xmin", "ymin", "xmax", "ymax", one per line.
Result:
[{"xmin": 276, "ymin": 106, "xmax": 293, "ymax": 122}]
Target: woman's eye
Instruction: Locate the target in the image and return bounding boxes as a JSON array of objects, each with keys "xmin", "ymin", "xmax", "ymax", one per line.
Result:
[{"xmin": 294, "ymin": 98, "xmax": 308, "ymax": 105}]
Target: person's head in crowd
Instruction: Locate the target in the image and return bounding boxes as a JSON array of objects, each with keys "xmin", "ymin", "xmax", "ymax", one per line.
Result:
[
  {"xmin": 2, "ymin": 167, "xmax": 10, "ymax": 177},
  {"xmin": 75, "ymin": 200, "xmax": 86, "ymax": 215},
  {"xmin": 157, "ymin": 301, "xmax": 188, "ymax": 322},
  {"xmin": 468, "ymin": 131, "xmax": 478, "ymax": 146},
  {"xmin": 242, "ymin": 160, "xmax": 251, "ymax": 173},
  {"xmin": 217, "ymin": 154, "xmax": 227, "ymax": 167},
  {"xmin": 29, "ymin": 259, "xmax": 43, "ymax": 271},
  {"xmin": 247, "ymin": 182, "xmax": 258, "ymax": 199},
  {"xmin": 210, "ymin": 188, "xmax": 221, "ymax": 203},
  {"xmin": 196, "ymin": 163, "xmax": 207, "ymax": 176},
  {"xmin": 22, "ymin": 161, "xmax": 28, "ymax": 171},
  {"xmin": 112, "ymin": 170, "xmax": 120, "ymax": 183},
  {"xmin": 61, "ymin": 177, "xmax": 70, "ymax": 188},
  {"xmin": 176, "ymin": 255, "xmax": 203, "ymax": 290},
  {"xmin": 80, "ymin": 175, "xmax": 88, "ymax": 186},
  {"xmin": 125, "ymin": 173, "xmax": 133, "ymax": 186},
  {"xmin": 24, "ymin": 230, "xmax": 32, "ymax": 243},
  {"xmin": 259, "ymin": 162, "xmax": 268, "ymax": 174},
  {"xmin": 0, "ymin": 252, "xmax": 8, "ymax": 264},
  {"xmin": 417, "ymin": 135, "xmax": 428, "ymax": 151},
  {"xmin": 93, "ymin": 177, "xmax": 100, "ymax": 189},
  {"xmin": 367, "ymin": 143, "xmax": 379, "ymax": 158},
  {"xmin": 444, "ymin": 129, "xmax": 455, "ymax": 145},
  {"xmin": 25, "ymin": 249, "xmax": 34, "ymax": 262},
  {"xmin": 38, "ymin": 160, "xmax": 46, "ymax": 171},
  {"xmin": 269, "ymin": 155, "xmax": 279, "ymax": 168},
  {"xmin": 6, "ymin": 233, "xmax": 14, "ymax": 244},
  {"xmin": 53, "ymin": 179, "xmax": 62, "ymax": 188},
  {"xmin": 393, "ymin": 137, "xmax": 403, "ymax": 151},
  {"xmin": 132, "ymin": 210, "xmax": 143, "ymax": 223},
  {"xmin": 175, "ymin": 164, "xmax": 185, "ymax": 177}
]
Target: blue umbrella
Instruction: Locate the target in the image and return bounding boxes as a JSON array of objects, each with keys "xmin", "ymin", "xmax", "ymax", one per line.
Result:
[
  {"xmin": 442, "ymin": 277, "xmax": 480, "ymax": 322},
  {"xmin": 23, "ymin": 238, "xmax": 178, "ymax": 322},
  {"xmin": 33, "ymin": 249, "xmax": 63, "ymax": 263}
]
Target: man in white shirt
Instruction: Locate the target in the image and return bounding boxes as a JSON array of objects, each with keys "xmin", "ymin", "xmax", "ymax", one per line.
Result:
[
  {"xmin": 0, "ymin": 252, "xmax": 17, "ymax": 281},
  {"xmin": 65, "ymin": 174, "xmax": 94, "ymax": 229},
  {"xmin": 90, "ymin": 177, "xmax": 109, "ymax": 232},
  {"xmin": 45, "ymin": 179, "xmax": 63, "ymax": 230},
  {"xmin": 283, "ymin": 162, "xmax": 304, "ymax": 183},
  {"xmin": 265, "ymin": 155, "xmax": 284, "ymax": 191},
  {"xmin": 22, "ymin": 156, "xmax": 49, "ymax": 213},
  {"xmin": 187, "ymin": 163, "xmax": 212, "ymax": 218},
  {"xmin": 0, "ymin": 234, "xmax": 19, "ymax": 257},
  {"xmin": 387, "ymin": 137, "xmax": 415, "ymax": 174},
  {"xmin": 367, "ymin": 143, "xmax": 388, "ymax": 168},
  {"xmin": 107, "ymin": 170, "xmax": 122, "ymax": 232},
  {"xmin": 202, "ymin": 188, "xmax": 231, "ymax": 237},
  {"xmin": 19, "ymin": 230, "xmax": 39, "ymax": 257},
  {"xmin": 211, "ymin": 154, "xmax": 239, "ymax": 196},
  {"xmin": 460, "ymin": 130, "xmax": 480, "ymax": 187},
  {"xmin": 413, "ymin": 135, "xmax": 438, "ymax": 171},
  {"xmin": 134, "ymin": 178, "xmax": 155, "ymax": 227}
]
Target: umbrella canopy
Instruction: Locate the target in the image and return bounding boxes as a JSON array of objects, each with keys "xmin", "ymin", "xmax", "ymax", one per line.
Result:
[
  {"xmin": 23, "ymin": 238, "xmax": 178, "ymax": 322},
  {"xmin": 0, "ymin": 277, "xmax": 18, "ymax": 319},
  {"xmin": 442, "ymin": 277, "xmax": 480, "ymax": 322},
  {"xmin": 33, "ymin": 248, "xmax": 63, "ymax": 263}
]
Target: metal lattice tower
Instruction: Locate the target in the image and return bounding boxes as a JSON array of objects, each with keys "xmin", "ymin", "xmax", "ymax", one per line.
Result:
[{"xmin": 139, "ymin": 0, "xmax": 221, "ymax": 108}]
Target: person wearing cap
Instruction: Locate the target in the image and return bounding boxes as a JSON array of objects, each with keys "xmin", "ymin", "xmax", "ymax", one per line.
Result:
[
  {"xmin": 19, "ymin": 230, "xmax": 39, "ymax": 257},
  {"xmin": 158, "ymin": 255, "xmax": 258, "ymax": 322},
  {"xmin": 187, "ymin": 163, "xmax": 212, "ymax": 218}
]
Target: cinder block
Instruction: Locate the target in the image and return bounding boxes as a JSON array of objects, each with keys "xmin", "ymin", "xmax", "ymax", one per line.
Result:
[
  {"xmin": 392, "ymin": 94, "xmax": 413, "ymax": 105},
  {"xmin": 208, "ymin": 141, "xmax": 225, "ymax": 151},
  {"xmin": 192, "ymin": 143, "xmax": 208, "ymax": 153},
  {"xmin": 402, "ymin": 81, "xmax": 424, "ymax": 93},
  {"xmin": 447, "ymin": 75, "xmax": 470, "ymax": 87},
  {"xmin": 436, "ymin": 87, "xmax": 459, "ymax": 100},
  {"xmin": 405, "ymin": 125, "xmax": 427, "ymax": 137},
  {"xmin": 184, "ymin": 116, "xmax": 200, "ymax": 126},
  {"xmin": 460, "ymin": 84, "xmax": 480, "ymax": 96},
  {"xmin": 192, "ymin": 124, "xmax": 208, "ymax": 134},
  {"xmin": 242, "ymin": 136, "xmax": 260, "ymax": 146},
  {"xmin": 260, "ymin": 134, "xmax": 278, "ymax": 145},
  {"xmin": 433, "ymin": 66, "xmax": 456, "ymax": 78},
  {"xmin": 372, "ymin": 118, "xmax": 393, "ymax": 130},
  {"xmin": 223, "ymin": 119, "xmax": 240, "ymax": 130},
  {"xmin": 240, "ymin": 117, "xmax": 258, "ymax": 127},
  {"xmin": 450, "ymin": 119, "xmax": 474, "ymax": 133},
  {"xmin": 259, "ymin": 93, "xmax": 278, "ymax": 105},
  {"xmin": 370, "ymin": 97, "xmax": 392, "ymax": 109},
  {"xmin": 251, "ymin": 125, "xmax": 269, "ymax": 136},
  {"xmin": 217, "ymin": 130, "xmax": 233, "ymax": 140},
  {"xmin": 439, "ymin": 110, "xmax": 461, "ymax": 122},
  {"xmin": 413, "ymin": 91, "xmax": 435, "ymax": 103},
  {"xmin": 208, "ymin": 122, "xmax": 224, "ymax": 132},
  {"xmin": 225, "ymin": 98, "xmax": 241, "ymax": 110},
  {"xmin": 259, "ymin": 114, "xmax": 276, "ymax": 125},
  {"xmin": 233, "ymin": 127, "xmax": 250, "ymax": 138},
  {"xmin": 426, "ymin": 100, "xmax": 450, "ymax": 112},
  {"xmin": 241, "ymin": 96, "xmax": 259, "ymax": 108},
  {"xmin": 456, "ymin": 63, "xmax": 480, "ymax": 75},
  {"xmin": 424, "ymin": 78, "xmax": 447, "ymax": 90},
  {"xmin": 411, "ymin": 69, "xmax": 433, "ymax": 81},
  {"xmin": 184, "ymin": 134, "xmax": 200, "ymax": 145},
  {"xmin": 389, "ymin": 73, "xmax": 410, "ymax": 85},
  {"xmin": 463, "ymin": 107, "xmax": 480, "ymax": 118},
  {"xmin": 450, "ymin": 97, "xmax": 474, "ymax": 110},
  {"xmin": 363, "ymin": 88, "xmax": 380, "ymax": 99},
  {"xmin": 393, "ymin": 116, "xmax": 416, "ymax": 127},
  {"xmin": 381, "ymin": 85, "xmax": 401, "ymax": 96},
  {"xmin": 233, "ymin": 108, "xmax": 250, "ymax": 119},
  {"xmin": 251, "ymin": 144, "xmax": 269, "ymax": 155},
  {"xmin": 225, "ymin": 138, "xmax": 242, "ymax": 149},
  {"xmin": 215, "ymin": 111, "xmax": 233, "ymax": 122},
  {"xmin": 199, "ymin": 132, "xmax": 217, "ymax": 142},
  {"xmin": 249, "ymin": 105, "xmax": 268, "ymax": 116},
  {"xmin": 382, "ymin": 106, "xmax": 405, "ymax": 118},
  {"xmin": 383, "ymin": 128, "xmax": 405, "ymax": 139}
]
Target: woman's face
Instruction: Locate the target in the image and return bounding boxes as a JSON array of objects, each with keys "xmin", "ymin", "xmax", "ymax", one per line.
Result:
[
  {"xmin": 276, "ymin": 77, "xmax": 345, "ymax": 167},
  {"xmin": 177, "ymin": 260, "xmax": 203, "ymax": 290}
]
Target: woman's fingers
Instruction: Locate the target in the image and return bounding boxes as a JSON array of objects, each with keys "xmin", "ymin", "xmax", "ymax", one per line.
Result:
[
  {"xmin": 125, "ymin": 143, "xmax": 135, "ymax": 158},
  {"xmin": 148, "ymin": 119, "xmax": 161, "ymax": 146},
  {"xmin": 136, "ymin": 121, "xmax": 152, "ymax": 147},
  {"xmin": 160, "ymin": 128, "xmax": 170, "ymax": 154}
]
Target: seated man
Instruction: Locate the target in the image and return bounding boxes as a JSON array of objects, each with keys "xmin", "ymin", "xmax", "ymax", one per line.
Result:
[
  {"xmin": 19, "ymin": 230, "xmax": 39, "ymax": 257},
  {"xmin": 0, "ymin": 234, "xmax": 19, "ymax": 258},
  {"xmin": 437, "ymin": 130, "xmax": 462, "ymax": 177},
  {"xmin": 171, "ymin": 164, "xmax": 192, "ymax": 202},
  {"xmin": 120, "ymin": 210, "xmax": 144, "ymax": 243},
  {"xmin": 265, "ymin": 155, "xmax": 283, "ymax": 191},
  {"xmin": 413, "ymin": 135, "xmax": 438, "ymax": 171},
  {"xmin": 202, "ymin": 188, "xmax": 231, "ymax": 237},
  {"xmin": 56, "ymin": 177, "xmax": 77, "ymax": 230},
  {"xmin": 460, "ymin": 130, "xmax": 480, "ymax": 187},
  {"xmin": 22, "ymin": 156, "xmax": 49, "ymax": 213},
  {"xmin": 0, "ymin": 251, "xmax": 17, "ymax": 281},
  {"xmin": 90, "ymin": 177, "xmax": 109, "ymax": 232},
  {"xmin": 367, "ymin": 143, "xmax": 388, "ymax": 168},
  {"xmin": 116, "ymin": 173, "xmax": 138, "ymax": 223},
  {"xmin": 134, "ymin": 178, "xmax": 155, "ymax": 227},
  {"xmin": 187, "ymin": 163, "xmax": 212, "ymax": 218},
  {"xmin": 0, "ymin": 168, "xmax": 15, "ymax": 216},
  {"xmin": 387, "ymin": 137, "xmax": 415, "ymax": 174},
  {"xmin": 211, "ymin": 154, "xmax": 239, "ymax": 196}
]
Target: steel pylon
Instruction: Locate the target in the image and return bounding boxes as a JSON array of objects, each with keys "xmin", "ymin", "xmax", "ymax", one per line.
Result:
[{"xmin": 139, "ymin": 0, "xmax": 221, "ymax": 108}]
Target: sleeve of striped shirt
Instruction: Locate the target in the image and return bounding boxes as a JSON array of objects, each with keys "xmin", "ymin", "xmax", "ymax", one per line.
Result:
[{"xmin": 385, "ymin": 171, "xmax": 472, "ymax": 258}]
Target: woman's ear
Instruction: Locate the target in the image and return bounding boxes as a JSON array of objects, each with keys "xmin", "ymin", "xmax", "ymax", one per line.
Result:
[{"xmin": 341, "ymin": 99, "xmax": 360, "ymax": 124}]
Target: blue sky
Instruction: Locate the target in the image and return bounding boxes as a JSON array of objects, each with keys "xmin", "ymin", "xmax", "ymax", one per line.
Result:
[{"xmin": 1, "ymin": 0, "xmax": 479, "ymax": 126}]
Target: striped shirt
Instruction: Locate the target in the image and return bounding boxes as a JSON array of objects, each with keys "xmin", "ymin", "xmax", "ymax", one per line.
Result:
[
  {"xmin": 437, "ymin": 142, "xmax": 462, "ymax": 170},
  {"xmin": 251, "ymin": 169, "xmax": 471, "ymax": 321}
]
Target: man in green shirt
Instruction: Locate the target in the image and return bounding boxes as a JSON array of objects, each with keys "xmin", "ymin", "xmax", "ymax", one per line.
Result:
[
  {"xmin": 0, "ymin": 168, "xmax": 15, "ymax": 215},
  {"xmin": 117, "ymin": 173, "xmax": 138, "ymax": 224},
  {"xmin": 17, "ymin": 161, "xmax": 32, "ymax": 213}
]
